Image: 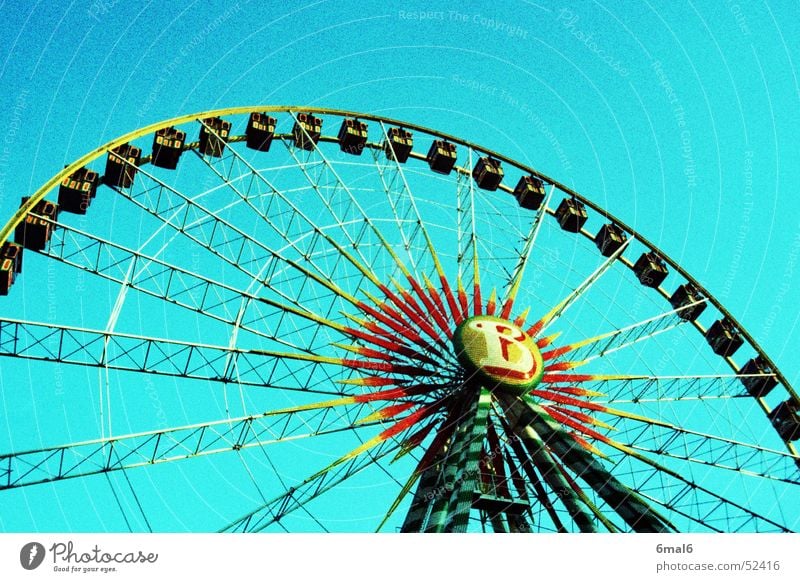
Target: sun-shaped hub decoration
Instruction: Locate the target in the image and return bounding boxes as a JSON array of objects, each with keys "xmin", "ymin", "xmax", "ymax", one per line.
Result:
[
  {"xmin": 453, "ymin": 315, "xmax": 544, "ymax": 395},
  {"xmin": 287, "ymin": 260, "xmax": 673, "ymax": 533}
]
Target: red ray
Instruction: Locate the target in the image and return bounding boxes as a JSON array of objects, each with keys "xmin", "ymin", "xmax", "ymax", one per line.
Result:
[
  {"xmin": 485, "ymin": 288, "xmax": 497, "ymax": 316},
  {"xmin": 536, "ymin": 332, "xmax": 560, "ymax": 348},
  {"xmin": 539, "ymin": 385, "xmax": 603, "ymax": 397},
  {"xmin": 513, "ymin": 307, "xmax": 530, "ymax": 329},
  {"xmin": 541, "ymin": 373, "xmax": 599, "ymax": 383},
  {"xmin": 549, "ymin": 405, "xmax": 604, "ymax": 427},
  {"xmin": 532, "ymin": 389, "xmax": 608, "ymax": 413},
  {"xmin": 379, "ymin": 402, "xmax": 440, "ymax": 440},
  {"xmin": 499, "ymin": 296, "xmax": 515, "ymax": 320},
  {"xmin": 457, "ymin": 276, "xmax": 470, "ymax": 321},
  {"xmin": 542, "ymin": 406, "xmax": 613, "ymax": 444},
  {"xmin": 407, "ymin": 275, "xmax": 453, "ymax": 337},
  {"xmin": 368, "ymin": 295, "xmax": 447, "ymax": 356},
  {"xmin": 344, "ymin": 325, "xmax": 432, "ymax": 363},
  {"xmin": 380, "ymin": 283, "xmax": 447, "ymax": 346},
  {"xmin": 544, "ymin": 361, "xmax": 581, "ymax": 372},
  {"xmin": 339, "ymin": 404, "xmax": 441, "ymax": 463},
  {"xmin": 437, "ymin": 274, "xmax": 463, "ymax": 325},
  {"xmin": 342, "ymin": 359, "xmax": 436, "ymax": 377},
  {"xmin": 336, "ymin": 344, "xmax": 395, "ymax": 362},
  {"xmin": 359, "ymin": 401, "xmax": 417, "ymax": 423},
  {"xmin": 356, "ymin": 300, "xmax": 426, "ymax": 346},
  {"xmin": 352, "ymin": 383, "xmax": 434, "ymax": 402},
  {"xmin": 340, "ymin": 376, "xmax": 407, "ymax": 387},
  {"xmin": 541, "ymin": 344, "xmax": 576, "ymax": 360},
  {"xmin": 423, "ymin": 273, "xmax": 454, "ymax": 327},
  {"xmin": 526, "ymin": 318, "xmax": 546, "ymax": 338}
]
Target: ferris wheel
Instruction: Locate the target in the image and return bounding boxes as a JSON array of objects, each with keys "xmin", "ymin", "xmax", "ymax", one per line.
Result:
[{"xmin": 0, "ymin": 107, "xmax": 797, "ymax": 532}]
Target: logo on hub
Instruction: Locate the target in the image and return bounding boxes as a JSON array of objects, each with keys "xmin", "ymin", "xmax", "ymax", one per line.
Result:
[{"xmin": 453, "ymin": 316, "xmax": 543, "ymax": 394}]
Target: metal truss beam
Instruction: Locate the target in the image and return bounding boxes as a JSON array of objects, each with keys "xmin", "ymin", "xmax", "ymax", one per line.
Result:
[{"xmin": 0, "ymin": 403, "xmax": 376, "ymax": 491}]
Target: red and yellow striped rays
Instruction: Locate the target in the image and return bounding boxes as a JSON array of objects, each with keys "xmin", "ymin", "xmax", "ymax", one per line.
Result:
[
  {"xmin": 269, "ymin": 248, "xmax": 672, "ymax": 532},
  {"xmin": 292, "ymin": 255, "xmax": 637, "ymax": 467}
]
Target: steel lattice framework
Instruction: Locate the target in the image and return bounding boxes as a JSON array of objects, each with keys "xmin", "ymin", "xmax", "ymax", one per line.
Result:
[{"xmin": 0, "ymin": 106, "xmax": 797, "ymax": 533}]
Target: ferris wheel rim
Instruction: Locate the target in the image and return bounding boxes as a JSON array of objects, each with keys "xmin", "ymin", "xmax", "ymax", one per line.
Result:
[
  {"xmin": 1, "ymin": 106, "xmax": 794, "ymax": 425},
  {"xmin": 1, "ymin": 106, "xmax": 797, "ymax": 532}
]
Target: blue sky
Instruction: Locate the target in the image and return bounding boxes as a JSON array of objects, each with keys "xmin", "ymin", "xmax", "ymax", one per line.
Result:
[
  {"xmin": 0, "ymin": 1, "xmax": 799, "ymax": 532},
  {"xmin": 1, "ymin": 0, "xmax": 797, "ymax": 377}
]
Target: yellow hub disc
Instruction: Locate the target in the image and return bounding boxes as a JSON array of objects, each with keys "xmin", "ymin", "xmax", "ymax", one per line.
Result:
[{"xmin": 453, "ymin": 315, "xmax": 544, "ymax": 395}]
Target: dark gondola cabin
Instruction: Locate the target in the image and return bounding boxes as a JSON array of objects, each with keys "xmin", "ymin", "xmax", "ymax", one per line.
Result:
[
  {"xmin": 740, "ymin": 356, "xmax": 778, "ymax": 398},
  {"xmin": 705, "ymin": 317, "xmax": 744, "ymax": 357},
  {"xmin": 555, "ymin": 198, "xmax": 588, "ymax": 232},
  {"xmin": 384, "ymin": 127, "xmax": 413, "ymax": 163},
  {"xmin": 104, "ymin": 144, "xmax": 141, "ymax": 188},
  {"xmin": 668, "ymin": 282, "xmax": 707, "ymax": 321},
  {"xmin": 427, "ymin": 140, "xmax": 457, "ymax": 174},
  {"xmin": 768, "ymin": 398, "xmax": 800, "ymax": 441},
  {"xmin": 292, "ymin": 113, "xmax": 322, "ymax": 151},
  {"xmin": 152, "ymin": 127, "xmax": 186, "ymax": 169},
  {"xmin": 246, "ymin": 113, "xmax": 277, "ymax": 152},
  {"xmin": 199, "ymin": 117, "xmax": 231, "ymax": 157},
  {"xmin": 338, "ymin": 118, "xmax": 368, "ymax": 155},
  {"xmin": 472, "ymin": 157, "xmax": 504, "ymax": 191},
  {"xmin": 14, "ymin": 198, "xmax": 58, "ymax": 251},
  {"xmin": 58, "ymin": 167, "xmax": 99, "ymax": 215},
  {"xmin": 633, "ymin": 252, "xmax": 669, "ymax": 288},
  {"xmin": 595, "ymin": 223, "xmax": 627, "ymax": 257},
  {"xmin": 514, "ymin": 175, "xmax": 546, "ymax": 211},
  {"xmin": 0, "ymin": 242, "xmax": 23, "ymax": 295}
]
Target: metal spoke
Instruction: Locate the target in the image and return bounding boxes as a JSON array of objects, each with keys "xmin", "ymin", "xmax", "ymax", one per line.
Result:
[
  {"xmin": 499, "ymin": 185, "xmax": 555, "ymax": 319},
  {"xmin": 601, "ymin": 412, "xmax": 800, "ymax": 484},
  {"xmin": 194, "ymin": 121, "xmax": 384, "ymax": 288},
  {"xmin": 0, "ymin": 404, "xmax": 378, "ymax": 491},
  {"xmin": 601, "ymin": 437, "xmax": 791, "ymax": 532},
  {"xmin": 0, "ymin": 318, "xmax": 380, "ymax": 394},
  {"xmin": 221, "ymin": 437, "xmax": 401, "ymax": 532},
  {"xmin": 546, "ymin": 300, "xmax": 703, "ymax": 366},
  {"xmin": 529, "ymin": 234, "xmax": 632, "ymax": 337},
  {"xmin": 595, "ymin": 374, "xmax": 763, "ymax": 402},
  {"xmin": 368, "ymin": 131, "xmax": 426, "ymax": 279},
  {"xmin": 39, "ymin": 217, "xmax": 351, "ymax": 354},
  {"xmin": 456, "ymin": 148, "xmax": 477, "ymax": 298},
  {"xmin": 109, "ymin": 157, "xmax": 361, "ymax": 329}
]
